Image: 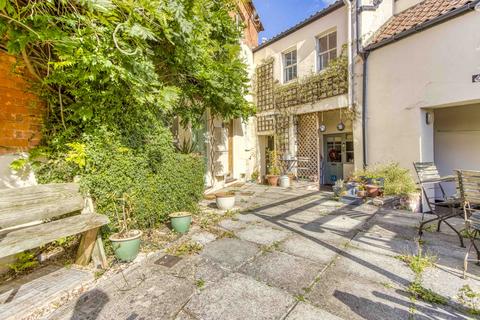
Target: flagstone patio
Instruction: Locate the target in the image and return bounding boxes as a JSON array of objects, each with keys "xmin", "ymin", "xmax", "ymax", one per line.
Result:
[{"xmin": 22, "ymin": 183, "xmax": 480, "ymax": 319}]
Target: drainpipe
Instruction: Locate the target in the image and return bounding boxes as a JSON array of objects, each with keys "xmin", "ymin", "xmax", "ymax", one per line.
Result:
[
  {"xmin": 343, "ymin": 0, "xmax": 354, "ymax": 111},
  {"xmin": 353, "ymin": 0, "xmax": 369, "ymax": 169}
]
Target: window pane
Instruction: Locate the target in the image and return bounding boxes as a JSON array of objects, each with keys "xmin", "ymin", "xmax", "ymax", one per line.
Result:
[
  {"xmin": 292, "ymin": 65, "xmax": 297, "ymax": 79},
  {"xmin": 329, "ymin": 49, "xmax": 337, "ymax": 61},
  {"xmin": 328, "ymin": 32, "xmax": 337, "ymax": 49},
  {"xmin": 319, "ymin": 36, "xmax": 328, "ymax": 52},
  {"xmin": 319, "ymin": 53, "xmax": 329, "ymax": 70},
  {"xmin": 291, "ymin": 50, "xmax": 297, "ymax": 62}
]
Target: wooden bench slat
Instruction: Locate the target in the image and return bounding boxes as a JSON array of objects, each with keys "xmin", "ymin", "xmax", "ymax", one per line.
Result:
[
  {"xmin": 0, "ymin": 214, "xmax": 109, "ymax": 259},
  {"xmin": 0, "ymin": 183, "xmax": 80, "ymax": 209},
  {"xmin": 0, "ymin": 195, "xmax": 84, "ymax": 229}
]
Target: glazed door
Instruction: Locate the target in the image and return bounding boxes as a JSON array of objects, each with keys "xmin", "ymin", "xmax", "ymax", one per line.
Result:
[{"xmin": 324, "ymin": 134, "xmax": 343, "ymax": 184}]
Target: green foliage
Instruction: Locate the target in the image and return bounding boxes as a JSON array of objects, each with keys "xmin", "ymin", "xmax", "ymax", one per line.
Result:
[
  {"xmin": 396, "ymin": 247, "xmax": 436, "ymax": 275},
  {"xmin": 166, "ymin": 241, "xmax": 203, "ymax": 256},
  {"xmin": 267, "ymin": 150, "xmax": 281, "ymax": 176},
  {"xmin": 8, "ymin": 251, "xmax": 38, "ymax": 274},
  {"xmin": 274, "ymin": 48, "xmax": 348, "ymax": 106},
  {"xmin": 176, "ymin": 137, "xmax": 197, "ymax": 154},
  {"xmin": 354, "ymin": 162, "xmax": 417, "ymax": 196},
  {"xmin": 457, "ymin": 285, "xmax": 480, "ymax": 315},
  {"xmin": 77, "ymin": 127, "xmax": 204, "ymax": 229},
  {"xmin": 408, "ymin": 280, "xmax": 447, "ymax": 305},
  {"xmin": 1, "ymin": 0, "xmax": 250, "ymax": 231}
]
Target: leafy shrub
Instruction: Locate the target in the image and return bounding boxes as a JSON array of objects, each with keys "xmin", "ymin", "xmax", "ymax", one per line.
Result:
[
  {"xmin": 354, "ymin": 162, "xmax": 417, "ymax": 196},
  {"xmin": 34, "ymin": 126, "xmax": 204, "ymax": 230}
]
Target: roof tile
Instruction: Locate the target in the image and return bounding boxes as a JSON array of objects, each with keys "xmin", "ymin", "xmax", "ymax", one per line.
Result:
[{"xmin": 371, "ymin": 0, "xmax": 473, "ymax": 45}]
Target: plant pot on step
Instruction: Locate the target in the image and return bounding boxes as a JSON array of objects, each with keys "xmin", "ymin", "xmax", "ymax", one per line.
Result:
[
  {"xmin": 365, "ymin": 184, "xmax": 380, "ymax": 197},
  {"xmin": 266, "ymin": 175, "xmax": 279, "ymax": 186},
  {"xmin": 170, "ymin": 212, "xmax": 192, "ymax": 233},
  {"xmin": 215, "ymin": 192, "xmax": 235, "ymax": 210},
  {"xmin": 357, "ymin": 190, "xmax": 367, "ymax": 198},
  {"xmin": 279, "ymin": 175, "xmax": 290, "ymax": 188},
  {"xmin": 109, "ymin": 230, "xmax": 142, "ymax": 262}
]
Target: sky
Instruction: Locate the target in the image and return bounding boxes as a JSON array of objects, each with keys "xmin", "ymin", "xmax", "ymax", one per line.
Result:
[{"xmin": 253, "ymin": 0, "xmax": 335, "ymax": 44}]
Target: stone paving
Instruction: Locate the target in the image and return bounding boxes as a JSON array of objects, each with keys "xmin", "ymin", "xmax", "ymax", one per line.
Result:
[{"xmin": 45, "ymin": 182, "xmax": 480, "ymax": 319}]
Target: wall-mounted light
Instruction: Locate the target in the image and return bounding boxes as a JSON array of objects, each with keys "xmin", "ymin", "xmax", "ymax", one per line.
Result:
[
  {"xmin": 337, "ymin": 122, "xmax": 345, "ymax": 131},
  {"xmin": 319, "ymin": 112, "xmax": 326, "ymax": 132},
  {"xmin": 425, "ymin": 112, "xmax": 432, "ymax": 125}
]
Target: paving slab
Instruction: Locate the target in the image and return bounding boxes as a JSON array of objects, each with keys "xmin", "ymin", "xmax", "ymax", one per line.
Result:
[
  {"xmin": 49, "ymin": 267, "xmax": 195, "ymax": 320},
  {"xmin": 280, "ymin": 234, "xmax": 340, "ymax": 264},
  {"xmin": 200, "ymin": 238, "xmax": 259, "ymax": 270},
  {"xmin": 422, "ymin": 265, "xmax": 480, "ymax": 308},
  {"xmin": 217, "ymin": 219, "xmax": 247, "ymax": 231},
  {"xmin": 331, "ymin": 246, "xmax": 415, "ymax": 287},
  {"xmin": 240, "ymin": 251, "xmax": 323, "ymax": 294},
  {"xmin": 286, "ymin": 302, "xmax": 343, "ymax": 320},
  {"xmin": 191, "ymin": 231, "xmax": 217, "ymax": 245},
  {"xmin": 235, "ymin": 224, "xmax": 291, "ymax": 245},
  {"xmin": 307, "ymin": 269, "xmax": 465, "ymax": 320},
  {"xmin": 349, "ymin": 231, "xmax": 417, "ymax": 258},
  {"xmin": 184, "ymin": 272, "xmax": 296, "ymax": 320},
  {"xmin": 0, "ymin": 265, "xmax": 94, "ymax": 320}
]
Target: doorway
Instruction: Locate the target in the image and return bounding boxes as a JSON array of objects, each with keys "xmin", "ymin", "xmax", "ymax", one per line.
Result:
[{"xmin": 323, "ymin": 133, "xmax": 354, "ymax": 184}]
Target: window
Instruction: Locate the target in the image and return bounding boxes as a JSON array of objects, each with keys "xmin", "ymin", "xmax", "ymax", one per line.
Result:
[
  {"xmin": 283, "ymin": 49, "xmax": 297, "ymax": 83},
  {"xmin": 317, "ymin": 31, "xmax": 337, "ymax": 71}
]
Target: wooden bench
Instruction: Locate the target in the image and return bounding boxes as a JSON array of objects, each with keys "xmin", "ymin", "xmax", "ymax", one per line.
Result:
[{"xmin": 0, "ymin": 183, "xmax": 109, "ymax": 268}]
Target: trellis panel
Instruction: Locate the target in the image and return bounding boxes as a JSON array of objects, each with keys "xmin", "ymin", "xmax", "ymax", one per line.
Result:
[
  {"xmin": 255, "ymin": 60, "xmax": 274, "ymax": 113},
  {"xmin": 297, "ymin": 113, "xmax": 318, "ymax": 181}
]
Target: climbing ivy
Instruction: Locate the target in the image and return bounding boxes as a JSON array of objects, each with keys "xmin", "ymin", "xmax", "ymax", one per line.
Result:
[{"xmin": 0, "ymin": 0, "xmax": 251, "ymax": 227}]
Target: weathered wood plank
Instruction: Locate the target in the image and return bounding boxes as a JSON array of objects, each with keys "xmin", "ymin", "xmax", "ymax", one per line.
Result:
[
  {"xmin": 75, "ymin": 228, "xmax": 99, "ymax": 266},
  {"xmin": 0, "ymin": 183, "xmax": 80, "ymax": 209},
  {"xmin": 91, "ymin": 234, "xmax": 108, "ymax": 269},
  {"xmin": 0, "ymin": 195, "xmax": 84, "ymax": 229},
  {"xmin": 0, "ymin": 214, "xmax": 108, "ymax": 259}
]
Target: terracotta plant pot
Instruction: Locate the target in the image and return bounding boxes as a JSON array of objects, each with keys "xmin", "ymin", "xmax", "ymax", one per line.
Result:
[
  {"xmin": 366, "ymin": 184, "xmax": 380, "ymax": 197},
  {"xmin": 215, "ymin": 192, "xmax": 236, "ymax": 210},
  {"xmin": 266, "ymin": 175, "xmax": 279, "ymax": 186},
  {"xmin": 357, "ymin": 190, "xmax": 367, "ymax": 198}
]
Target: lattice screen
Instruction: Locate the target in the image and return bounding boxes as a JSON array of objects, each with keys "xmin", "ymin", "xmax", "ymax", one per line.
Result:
[
  {"xmin": 275, "ymin": 114, "xmax": 290, "ymax": 155},
  {"xmin": 257, "ymin": 115, "xmax": 275, "ymax": 134},
  {"xmin": 255, "ymin": 60, "xmax": 274, "ymax": 113},
  {"xmin": 297, "ymin": 113, "xmax": 318, "ymax": 181}
]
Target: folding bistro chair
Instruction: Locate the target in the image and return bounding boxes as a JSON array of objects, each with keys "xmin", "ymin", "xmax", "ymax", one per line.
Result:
[
  {"xmin": 456, "ymin": 170, "xmax": 480, "ymax": 278},
  {"xmin": 413, "ymin": 162, "xmax": 464, "ymax": 247}
]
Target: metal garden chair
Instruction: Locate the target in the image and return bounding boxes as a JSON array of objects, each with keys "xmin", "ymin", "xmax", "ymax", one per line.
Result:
[
  {"xmin": 413, "ymin": 162, "xmax": 464, "ymax": 247},
  {"xmin": 456, "ymin": 170, "xmax": 480, "ymax": 278}
]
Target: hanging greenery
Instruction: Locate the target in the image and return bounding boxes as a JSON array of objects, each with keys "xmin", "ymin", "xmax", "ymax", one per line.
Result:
[
  {"xmin": 274, "ymin": 50, "xmax": 348, "ymax": 110},
  {"xmin": 1, "ymin": 0, "xmax": 252, "ymax": 228}
]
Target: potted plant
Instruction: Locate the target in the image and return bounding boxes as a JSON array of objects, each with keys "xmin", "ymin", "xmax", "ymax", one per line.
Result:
[
  {"xmin": 357, "ymin": 184, "xmax": 367, "ymax": 198},
  {"xmin": 365, "ymin": 183, "xmax": 380, "ymax": 197},
  {"xmin": 215, "ymin": 191, "xmax": 236, "ymax": 210},
  {"xmin": 169, "ymin": 211, "xmax": 192, "ymax": 233},
  {"xmin": 109, "ymin": 194, "xmax": 142, "ymax": 262},
  {"xmin": 266, "ymin": 150, "xmax": 281, "ymax": 186},
  {"xmin": 333, "ymin": 179, "xmax": 345, "ymax": 197}
]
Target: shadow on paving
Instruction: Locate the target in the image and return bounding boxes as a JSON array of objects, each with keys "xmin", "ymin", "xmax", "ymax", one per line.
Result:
[{"xmin": 247, "ymin": 190, "xmax": 477, "ymax": 319}]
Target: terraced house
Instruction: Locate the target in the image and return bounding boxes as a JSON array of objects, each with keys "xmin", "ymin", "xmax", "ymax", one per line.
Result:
[{"xmin": 252, "ymin": 0, "xmax": 480, "ymax": 187}]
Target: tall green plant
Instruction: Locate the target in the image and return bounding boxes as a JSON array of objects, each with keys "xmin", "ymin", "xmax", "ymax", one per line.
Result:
[{"xmin": 354, "ymin": 162, "xmax": 417, "ymax": 196}]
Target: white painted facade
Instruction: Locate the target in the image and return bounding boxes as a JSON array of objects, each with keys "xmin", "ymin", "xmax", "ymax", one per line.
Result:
[{"xmin": 361, "ymin": 9, "xmax": 480, "ymax": 177}]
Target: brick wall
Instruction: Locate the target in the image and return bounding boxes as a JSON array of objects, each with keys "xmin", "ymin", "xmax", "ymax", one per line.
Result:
[
  {"xmin": 236, "ymin": 0, "xmax": 263, "ymax": 49},
  {"xmin": 0, "ymin": 51, "xmax": 44, "ymax": 155}
]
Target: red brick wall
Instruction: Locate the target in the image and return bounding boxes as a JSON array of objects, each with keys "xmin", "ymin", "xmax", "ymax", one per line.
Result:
[
  {"xmin": 236, "ymin": 1, "xmax": 262, "ymax": 49},
  {"xmin": 0, "ymin": 51, "xmax": 44, "ymax": 155}
]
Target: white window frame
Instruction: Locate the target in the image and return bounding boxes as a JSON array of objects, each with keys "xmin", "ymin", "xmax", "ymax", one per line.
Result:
[
  {"xmin": 282, "ymin": 48, "xmax": 298, "ymax": 83},
  {"xmin": 316, "ymin": 29, "xmax": 337, "ymax": 72}
]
